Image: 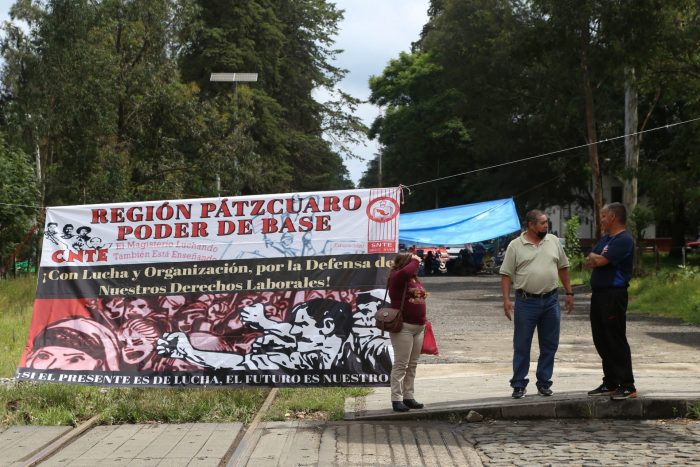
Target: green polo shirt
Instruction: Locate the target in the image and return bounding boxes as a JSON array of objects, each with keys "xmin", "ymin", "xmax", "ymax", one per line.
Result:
[{"xmin": 499, "ymin": 232, "xmax": 569, "ymax": 294}]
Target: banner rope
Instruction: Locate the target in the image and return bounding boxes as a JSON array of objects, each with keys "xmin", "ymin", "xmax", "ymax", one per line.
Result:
[{"xmin": 403, "ymin": 116, "xmax": 700, "ymax": 189}]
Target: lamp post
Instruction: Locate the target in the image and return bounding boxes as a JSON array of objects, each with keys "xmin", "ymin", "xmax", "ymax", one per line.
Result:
[{"xmin": 209, "ymin": 72, "xmax": 259, "ymax": 197}]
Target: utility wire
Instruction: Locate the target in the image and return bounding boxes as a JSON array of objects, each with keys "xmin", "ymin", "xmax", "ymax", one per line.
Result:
[
  {"xmin": 0, "ymin": 202, "xmax": 44, "ymax": 209},
  {"xmin": 406, "ymin": 116, "xmax": 700, "ymax": 188}
]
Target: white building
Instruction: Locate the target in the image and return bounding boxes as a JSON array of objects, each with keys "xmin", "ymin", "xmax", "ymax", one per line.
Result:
[{"xmin": 546, "ymin": 174, "xmax": 656, "ymax": 242}]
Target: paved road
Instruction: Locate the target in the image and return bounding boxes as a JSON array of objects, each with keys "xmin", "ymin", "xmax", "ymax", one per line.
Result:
[
  {"xmin": 237, "ymin": 419, "xmax": 700, "ymax": 466},
  {"xmin": 466, "ymin": 418, "xmax": 700, "ymax": 466},
  {"xmin": 423, "ymin": 274, "xmax": 700, "ymax": 370}
]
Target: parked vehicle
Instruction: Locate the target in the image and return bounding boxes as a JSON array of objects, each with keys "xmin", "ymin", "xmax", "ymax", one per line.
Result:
[{"xmin": 687, "ymin": 237, "xmax": 700, "ymax": 250}]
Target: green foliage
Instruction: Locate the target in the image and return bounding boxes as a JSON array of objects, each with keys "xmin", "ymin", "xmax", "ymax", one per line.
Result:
[
  {"xmin": 629, "ymin": 266, "xmax": 700, "ymax": 323},
  {"xmin": 0, "ymin": 0, "xmax": 360, "ymax": 208},
  {"xmin": 178, "ymin": 0, "xmax": 358, "ymax": 194},
  {"xmin": 568, "ymin": 267, "xmax": 591, "ymax": 287},
  {"xmin": 0, "ymin": 137, "xmax": 39, "ymax": 260},
  {"xmin": 564, "ymin": 216, "xmax": 582, "ymax": 256},
  {"xmin": 366, "ymin": 0, "xmax": 700, "ymax": 245},
  {"xmin": 265, "ymin": 387, "xmax": 371, "ymax": 421},
  {"xmin": 102, "ymin": 387, "xmax": 268, "ymax": 424},
  {"xmin": 0, "ymin": 275, "xmax": 35, "ymax": 376},
  {"xmin": 0, "ymin": 383, "xmax": 268, "ymax": 426},
  {"xmin": 629, "ymin": 206, "xmax": 654, "ymax": 244},
  {"xmin": 690, "ymin": 402, "xmax": 700, "ymax": 419}
]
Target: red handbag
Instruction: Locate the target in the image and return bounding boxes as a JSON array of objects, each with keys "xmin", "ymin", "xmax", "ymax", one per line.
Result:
[{"xmin": 421, "ymin": 320, "xmax": 439, "ymax": 355}]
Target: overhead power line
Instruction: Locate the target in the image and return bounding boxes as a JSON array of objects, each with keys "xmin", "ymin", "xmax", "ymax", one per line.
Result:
[{"xmin": 405, "ymin": 116, "xmax": 700, "ymax": 188}]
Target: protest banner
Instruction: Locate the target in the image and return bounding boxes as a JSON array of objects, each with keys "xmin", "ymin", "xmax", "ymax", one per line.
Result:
[{"xmin": 17, "ymin": 188, "xmax": 401, "ymax": 387}]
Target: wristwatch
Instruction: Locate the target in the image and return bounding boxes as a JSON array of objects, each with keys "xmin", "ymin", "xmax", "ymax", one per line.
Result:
[{"xmin": 565, "ymin": 292, "xmax": 574, "ymax": 296}]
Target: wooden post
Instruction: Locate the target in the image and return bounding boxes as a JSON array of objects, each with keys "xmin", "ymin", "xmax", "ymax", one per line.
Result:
[{"xmin": 654, "ymin": 245, "xmax": 659, "ymax": 270}]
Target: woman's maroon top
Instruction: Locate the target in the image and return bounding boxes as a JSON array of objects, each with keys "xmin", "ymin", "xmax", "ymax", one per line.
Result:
[{"xmin": 388, "ymin": 258, "xmax": 427, "ymax": 325}]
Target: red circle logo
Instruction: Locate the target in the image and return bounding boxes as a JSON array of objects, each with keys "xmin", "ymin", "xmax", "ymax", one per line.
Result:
[{"xmin": 366, "ymin": 197, "xmax": 399, "ymax": 223}]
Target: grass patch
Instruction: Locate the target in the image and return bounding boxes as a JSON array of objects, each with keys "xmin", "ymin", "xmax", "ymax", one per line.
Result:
[
  {"xmin": 265, "ymin": 387, "xmax": 372, "ymax": 421},
  {"xmin": 628, "ymin": 266, "xmax": 700, "ymax": 324},
  {"xmin": 0, "ymin": 275, "xmax": 36, "ymax": 377},
  {"xmin": 568, "ymin": 267, "xmax": 590, "ymax": 287},
  {"xmin": 689, "ymin": 402, "xmax": 700, "ymax": 419},
  {"xmin": 0, "ymin": 382, "xmax": 269, "ymax": 426},
  {"xmin": 102, "ymin": 387, "xmax": 268, "ymax": 425}
]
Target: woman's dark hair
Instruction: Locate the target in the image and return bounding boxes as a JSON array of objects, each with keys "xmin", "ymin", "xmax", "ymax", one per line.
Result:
[
  {"xmin": 391, "ymin": 252, "xmax": 414, "ymax": 272},
  {"xmin": 33, "ymin": 326, "xmax": 106, "ymax": 362}
]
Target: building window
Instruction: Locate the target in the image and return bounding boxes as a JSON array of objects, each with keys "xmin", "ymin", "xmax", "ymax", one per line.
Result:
[{"xmin": 611, "ymin": 186, "xmax": 623, "ymax": 203}]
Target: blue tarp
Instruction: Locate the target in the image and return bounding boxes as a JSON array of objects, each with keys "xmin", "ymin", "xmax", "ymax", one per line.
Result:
[{"xmin": 399, "ymin": 198, "xmax": 521, "ymax": 246}]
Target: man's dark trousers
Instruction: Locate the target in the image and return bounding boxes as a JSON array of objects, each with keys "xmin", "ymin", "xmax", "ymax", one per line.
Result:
[{"xmin": 590, "ymin": 287, "xmax": 634, "ymax": 387}]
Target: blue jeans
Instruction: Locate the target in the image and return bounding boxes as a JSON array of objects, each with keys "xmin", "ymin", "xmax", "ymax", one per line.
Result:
[{"xmin": 510, "ymin": 292, "xmax": 561, "ymax": 389}]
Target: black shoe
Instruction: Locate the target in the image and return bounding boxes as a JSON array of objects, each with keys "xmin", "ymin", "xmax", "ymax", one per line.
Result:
[
  {"xmin": 610, "ymin": 387, "xmax": 637, "ymax": 400},
  {"xmin": 511, "ymin": 387, "xmax": 526, "ymax": 399},
  {"xmin": 588, "ymin": 383, "xmax": 617, "ymax": 396},
  {"xmin": 403, "ymin": 399, "xmax": 424, "ymax": 409},
  {"xmin": 537, "ymin": 387, "xmax": 553, "ymax": 396},
  {"xmin": 392, "ymin": 401, "xmax": 410, "ymax": 412}
]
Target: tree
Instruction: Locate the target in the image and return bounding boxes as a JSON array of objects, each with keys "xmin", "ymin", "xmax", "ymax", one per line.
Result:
[
  {"xmin": 0, "ymin": 136, "xmax": 39, "ymax": 263},
  {"xmin": 179, "ymin": 0, "xmax": 359, "ymax": 194},
  {"xmin": 1, "ymin": 0, "xmax": 206, "ymax": 204},
  {"xmin": 366, "ymin": 0, "xmax": 590, "ymax": 212}
]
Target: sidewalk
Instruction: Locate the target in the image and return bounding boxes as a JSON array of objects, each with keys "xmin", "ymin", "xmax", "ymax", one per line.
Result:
[
  {"xmin": 345, "ymin": 362, "xmax": 700, "ymax": 421},
  {"xmin": 4, "ymin": 363, "xmax": 699, "ymax": 466}
]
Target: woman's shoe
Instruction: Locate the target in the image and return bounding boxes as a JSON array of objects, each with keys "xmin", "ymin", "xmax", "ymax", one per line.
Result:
[
  {"xmin": 403, "ymin": 399, "xmax": 424, "ymax": 409},
  {"xmin": 392, "ymin": 401, "xmax": 410, "ymax": 412}
]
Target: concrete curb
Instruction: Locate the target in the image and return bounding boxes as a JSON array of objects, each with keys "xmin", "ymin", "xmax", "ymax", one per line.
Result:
[
  {"xmin": 225, "ymin": 387, "xmax": 278, "ymax": 466},
  {"xmin": 348, "ymin": 394, "xmax": 700, "ymax": 422}
]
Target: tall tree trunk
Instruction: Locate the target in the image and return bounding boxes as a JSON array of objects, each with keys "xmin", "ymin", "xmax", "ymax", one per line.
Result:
[
  {"xmin": 580, "ymin": 25, "xmax": 603, "ymax": 239},
  {"xmin": 670, "ymin": 198, "xmax": 686, "ymax": 260},
  {"xmin": 623, "ymin": 67, "xmax": 639, "ymax": 215}
]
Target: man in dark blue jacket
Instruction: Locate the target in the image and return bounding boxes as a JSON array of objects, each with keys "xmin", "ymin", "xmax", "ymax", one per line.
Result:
[{"xmin": 584, "ymin": 202, "xmax": 636, "ymax": 400}]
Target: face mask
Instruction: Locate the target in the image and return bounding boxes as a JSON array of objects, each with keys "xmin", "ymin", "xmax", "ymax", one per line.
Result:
[{"xmin": 537, "ymin": 231, "xmax": 547, "ymax": 239}]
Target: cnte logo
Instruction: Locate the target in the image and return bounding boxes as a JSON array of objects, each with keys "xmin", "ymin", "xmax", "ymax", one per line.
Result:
[{"xmin": 51, "ymin": 249, "xmax": 109, "ymax": 263}]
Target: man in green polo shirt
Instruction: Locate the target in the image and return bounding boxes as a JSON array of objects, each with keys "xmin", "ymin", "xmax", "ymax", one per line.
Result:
[{"xmin": 500, "ymin": 209, "xmax": 574, "ymax": 399}]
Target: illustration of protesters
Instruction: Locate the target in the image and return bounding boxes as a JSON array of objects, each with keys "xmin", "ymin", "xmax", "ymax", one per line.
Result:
[
  {"xmin": 124, "ymin": 297, "xmax": 156, "ymax": 320},
  {"xmin": 172, "ymin": 302, "xmax": 209, "ymax": 333},
  {"xmin": 157, "ymin": 295, "xmax": 186, "ymax": 320},
  {"xmin": 86, "ymin": 297, "xmax": 127, "ymax": 332},
  {"xmin": 201, "ymin": 296, "xmax": 237, "ymax": 333},
  {"xmin": 71, "ymin": 226, "xmax": 92, "ymax": 250},
  {"xmin": 60, "ymin": 224, "xmax": 75, "ymax": 240},
  {"xmin": 86, "ymin": 237, "xmax": 106, "ymax": 250},
  {"xmin": 25, "ymin": 317, "xmax": 121, "ymax": 371},
  {"xmin": 352, "ymin": 289, "xmax": 393, "ymax": 373},
  {"xmin": 117, "ymin": 318, "xmax": 164, "ymax": 370},
  {"xmin": 156, "ymin": 299, "xmax": 362, "ymax": 372},
  {"xmin": 44, "ymin": 222, "xmax": 60, "ymax": 246},
  {"xmin": 264, "ymin": 232, "xmax": 300, "ymax": 257}
]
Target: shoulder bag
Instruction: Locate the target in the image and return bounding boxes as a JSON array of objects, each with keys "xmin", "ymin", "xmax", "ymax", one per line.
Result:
[{"xmin": 374, "ymin": 280, "xmax": 408, "ymax": 335}]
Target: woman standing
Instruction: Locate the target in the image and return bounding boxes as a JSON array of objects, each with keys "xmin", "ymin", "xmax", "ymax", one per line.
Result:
[{"xmin": 388, "ymin": 252, "xmax": 428, "ymax": 412}]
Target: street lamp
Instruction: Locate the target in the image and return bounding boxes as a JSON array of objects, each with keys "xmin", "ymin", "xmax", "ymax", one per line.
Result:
[
  {"xmin": 210, "ymin": 73, "xmax": 258, "ymax": 83},
  {"xmin": 209, "ymin": 72, "xmax": 259, "ymax": 197}
]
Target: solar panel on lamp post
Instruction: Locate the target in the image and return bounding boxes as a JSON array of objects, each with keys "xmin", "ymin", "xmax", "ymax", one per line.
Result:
[{"xmin": 209, "ymin": 73, "xmax": 259, "ymax": 197}]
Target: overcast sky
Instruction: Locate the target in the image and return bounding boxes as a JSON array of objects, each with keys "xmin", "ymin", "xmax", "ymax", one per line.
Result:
[
  {"xmin": 328, "ymin": 0, "xmax": 429, "ymax": 184},
  {"xmin": 0, "ymin": 0, "xmax": 430, "ymax": 185}
]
